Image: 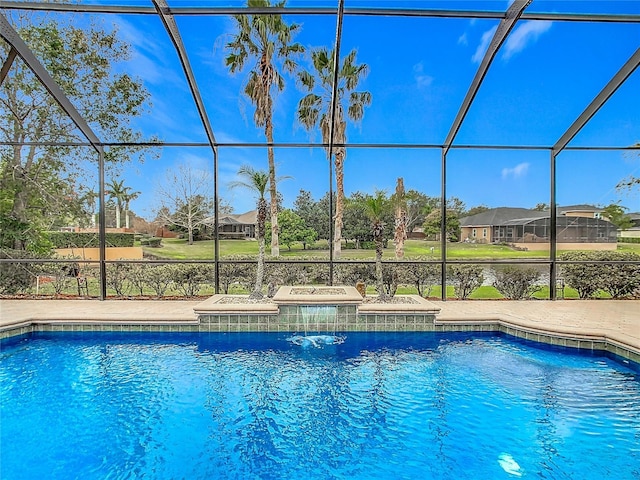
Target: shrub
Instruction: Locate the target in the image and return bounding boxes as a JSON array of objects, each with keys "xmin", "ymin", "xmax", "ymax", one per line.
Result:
[
  {"xmin": 145, "ymin": 264, "xmax": 174, "ymax": 297},
  {"xmin": 380, "ymin": 264, "xmax": 400, "ymax": 298},
  {"xmin": 492, "ymin": 266, "xmax": 542, "ymax": 300},
  {"xmin": 560, "ymin": 251, "xmax": 640, "ymax": 299},
  {"xmin": 106, "ymin": 262, "xmax": 132, "ymax": 297},
  {"xmin": 266, "ymin": 262, "xmax": 311, "ymax": 289},
  {"xmin": 618, "ymin": 237, "xmax": 640, "ymax": 244},
  {"xmin": 126, "ymin": 264, "xmax": 148, "ymax": 296},
  {"xmin": 447, "ymin": 264, "xmax": 484, "ymax": 299},
  {"xmin": 218, "ymin": 256, "xmax": 254, "ymax": 294},
  {"xmin": 36, "ymin": 257, "xmax": 82, "ymax": 295},
  {"xmin": 170, "ymin": 264, "xmax": 212, "ymax": 297},
  {"xmin": 334, "ymin": 262, "xmax": 376, "ymax": 287},
  {"xmin": 0, "ymin": 249, "xmax": 41, "ymax": 294},
  {"xmin": 47, "ymin": 232, "xmax": 134, "ymax": 248},
  {"xmin": 140, "ymin": 237, "xmax": 162, "ymax": 247},
  {"xmin": 398, "ymin": 258, "xmax": 440, "ymax": 297}
]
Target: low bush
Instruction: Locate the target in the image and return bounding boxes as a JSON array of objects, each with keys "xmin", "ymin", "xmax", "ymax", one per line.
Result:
[
  {"xmin": 618, "ymin": 237, "xmax": 640, "ymax": 244},
  {"xmin": 170, "ymin": 264, "xmax": 212, "ymax": 297},
  {"xmin": 492, "ymin": 266, "xmax": 542, "ymax": 300},
  {"xmin": 560, "ymin": 251, "xmax": 640, "ymax": 299},
  {"xmin": 334, "ymin": 262, "xmax": 376, "ymax": 287},
  {"xmin": 218, "ymin": 256, "xmax": 254, "ymax": 294},
  {"xmin": 140, "ymin": 237, "xmax": 162, "ymax": 247},
  {"xmin": 447, "ymin": 264, "xmax": 484, "ymax": 299},
  {"xmin": 0, "ymin": 249, "xmax": 41, "ymax": 294},
  {"xmin": 145, "ymin": 264, "xmax": 175, "ymax": 297},
  {"xmin": 397, "ymin": 258, "xmax": 440, "ymax": 297},
  {"xmin": 47, "ymin": 232, "xmax": 134, "ymax": 248},
  {"xmin": 106, "ymin": 262, "xmax": 131, "ymax": 296}
]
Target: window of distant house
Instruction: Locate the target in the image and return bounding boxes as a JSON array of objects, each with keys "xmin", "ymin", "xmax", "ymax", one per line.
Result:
[
  {"xmin": 594, "ymin": 213, "xmax": 602, "ymax": 219},
  {"xmin": 472, "ymin": 228, "xmax": 477, "ymax": 237},
  {"xmin": 483, "ymin": 228, "xmax": 487, "ymax": 238}
]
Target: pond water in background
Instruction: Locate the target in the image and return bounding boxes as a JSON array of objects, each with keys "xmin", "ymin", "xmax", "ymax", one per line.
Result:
[{"xmin": 1, "ymin": 332, "xmax": 639, "ymax": 480}]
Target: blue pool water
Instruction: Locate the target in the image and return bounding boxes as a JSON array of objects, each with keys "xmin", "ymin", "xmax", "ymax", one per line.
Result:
[{"xmin": 1, "ymin": 332, "xmax": 639, "ymax": 480}]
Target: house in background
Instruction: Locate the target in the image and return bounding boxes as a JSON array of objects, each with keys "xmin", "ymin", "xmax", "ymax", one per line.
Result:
[
  {"xmin": 209, "ymin": 210, "xmax": 257, "ymax": 240},
  {"xmin": 459, "ymin": 205, "xmax": 618, "ymax": 250},
  {"xmin": 619, "ymin": 212, "xmax": 640, "ymax": 240}
]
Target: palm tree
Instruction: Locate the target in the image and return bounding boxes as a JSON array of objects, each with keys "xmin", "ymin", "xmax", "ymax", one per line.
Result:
[
  {"xmin": 392, "ymin": 177, "xmax": 408, "ymax": 259},
  {"xmin": 297, "ymin": 47, "xmax": 371, "ymax": 258},
  {"xmin": 121, "ymin": 187, "xmax": 141, "ymax": 229},
  {"xmin": 106, "ymin": 179, "xmax": 126, "ymax": 229},
  {"xmin": 364, "ymin": 190, "xmax": 389, "ymax": 300},
  {"xmin": 229, "ymin": 165, "xmax": 270, "ymax": 299},
  {"xmin": 225, "ymin": 0, "xmax": 304, "ymax": 258}
]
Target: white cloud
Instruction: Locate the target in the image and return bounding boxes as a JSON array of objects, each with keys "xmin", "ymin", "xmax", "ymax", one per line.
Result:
[
  {"xmin": 502, "ymin": 162, "xmax": 530, "ymax": 179},
  {"xmin": 458, "ymin": 32, "xmax": 468, "ymax": 46},
  {"xmin": 503, "ymin": 21, "xmax": 552, "ymax": 60},
  {"xmin": 472, "ymin": 26, "xmax": 497, "ymax": 63},
  {"xmin": 413, "ymin": 62, "xmax": 434, "ymax": 88}
]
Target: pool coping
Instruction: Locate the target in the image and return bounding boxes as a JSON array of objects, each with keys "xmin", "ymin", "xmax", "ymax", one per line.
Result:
[{"xmin": 1, "ymin": 299, "xmax": 638, "ymax": 364}]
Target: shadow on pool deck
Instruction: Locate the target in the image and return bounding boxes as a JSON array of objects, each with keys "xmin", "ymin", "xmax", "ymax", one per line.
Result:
[{"xmin": 1, "ymin": 299, "xmax": 638, "ymax": 357}]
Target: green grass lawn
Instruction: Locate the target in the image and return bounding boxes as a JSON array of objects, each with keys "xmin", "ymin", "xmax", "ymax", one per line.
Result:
[
  {"xmin": 144, "ymin": 238, "xmax": 636, "ymax": 261},
  {"xmin": 142, "ymin": 238, "xmax": 485, "ymax": 260}
]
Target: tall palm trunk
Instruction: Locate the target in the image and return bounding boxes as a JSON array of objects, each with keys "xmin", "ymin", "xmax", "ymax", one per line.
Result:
[
  {"xmin": 333, "ymin": 149, "xmax": 345, "ymax": 258},
  {"xmin": 394, "ymin": 178, "xmax": 407, "ymax": 259},
  {"xmin": 251, "ymin": 197, "xmax": 268, "ymax": 299},
  {"xmin": 254, "ymin": 236, "xmax": 265, "ymax": 296},
  {"xmin": 265, "ymin": 109, "xmax": 279, "ymax": 257},
  {"xmin": 374, "ymin": 232, "xmax": 386, "ymax": 300}
]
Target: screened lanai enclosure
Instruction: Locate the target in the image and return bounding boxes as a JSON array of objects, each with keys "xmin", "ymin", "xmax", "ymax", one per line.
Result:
[
  {"xmin": 0, "ymin": 0, "xmax": 638, "ymax": 300},
  {"xmin": 494, "ymin": 217, "xmax": 619, "ymax": 245}
]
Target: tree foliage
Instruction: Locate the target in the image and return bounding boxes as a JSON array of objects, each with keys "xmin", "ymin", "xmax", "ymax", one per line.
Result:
[
  {"xmin": 423, "ymin": 209, "xmax": 461, "ymax": 242},
  {"xmin": 601, "ymin": 203, "xmax": 633, "ymax": 230},
  {"xmin": 0, "ymin": 15, "xmax": 152, "ymax": 251},
  {"xmin": 154, "ymin": 164, "xmax": 214, "ymax": 245},
  {"xmin": 266, "ymin": 209, "xmax": 318, "ymax": 250},
  {"xmin": 293, "ymin": 189, "xmax": 331, "ymax": 241}
]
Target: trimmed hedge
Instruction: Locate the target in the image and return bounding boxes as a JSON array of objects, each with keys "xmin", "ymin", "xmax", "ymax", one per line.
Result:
[
  {"xmin": 560, "ymin": 251, "xmax": 640, "ymax": 298},
  {"xmin": 47, "ymin": 232, "xmax": 135, "ymax": 248},
  {"xmin": 618, "ymin": 237, "xmax": 640, "ymax": 244}
]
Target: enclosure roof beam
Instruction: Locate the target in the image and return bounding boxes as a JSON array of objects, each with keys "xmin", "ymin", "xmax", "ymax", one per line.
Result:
[
  {"xmin": 0, "ymin": 45, "xmax": 16, "ymax": 85},
  {"xmin": 1, "ymin": 1, "xmax": 639, "ymax": 23},
  {"xmin": 552, "ymin": 47, "xmax": 640, "ymax": 155},
  {"xmin": 442, "ymin": 0, "xmax": 531, "ymax": 157},
  {"xmin": 152, "ymin": 0, "xmax": 218, "ymax": 155},
  {"xmin": 0, "ymin": 13, "xmax": 102, "ymax": 152}
]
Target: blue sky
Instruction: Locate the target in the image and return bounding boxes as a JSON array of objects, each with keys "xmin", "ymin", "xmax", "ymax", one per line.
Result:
[{"xmin": 26, "ymin": 1, "xmax": 640, "ymax": 218}]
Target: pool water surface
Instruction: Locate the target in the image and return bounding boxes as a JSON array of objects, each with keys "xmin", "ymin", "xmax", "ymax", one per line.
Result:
[{"xmin": 1, "ymin": 332, "xmax": 639, "ymax": 480}]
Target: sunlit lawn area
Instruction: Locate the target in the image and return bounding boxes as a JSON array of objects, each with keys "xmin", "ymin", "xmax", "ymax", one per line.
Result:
[
  {"xmin": 145, "ymin": 238, "xmax": 557, "ymax": 260},
  {"xmin": 144, "ymin": 238, "xmax": 639, "ymax": 260}
]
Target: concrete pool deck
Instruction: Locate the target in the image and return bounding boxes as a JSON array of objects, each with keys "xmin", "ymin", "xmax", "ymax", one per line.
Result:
[{"xmin": 1, "ymin": 299, "xmax": 638, "ymax": 362}]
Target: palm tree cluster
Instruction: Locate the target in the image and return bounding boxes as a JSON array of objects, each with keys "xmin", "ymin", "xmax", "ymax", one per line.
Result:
[
  {"xmin": 226, "ymin": 0, "xmax": 371, "ymax": 261},
  {"xmin": 106, "ymin": 178, "xmax": 140, "ymax": 229}
]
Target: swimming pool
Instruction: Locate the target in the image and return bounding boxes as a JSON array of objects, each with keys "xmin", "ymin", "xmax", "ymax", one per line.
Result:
[{"xmin": 1, "ymin": 332, "xmax": 639, "ymax": 480}]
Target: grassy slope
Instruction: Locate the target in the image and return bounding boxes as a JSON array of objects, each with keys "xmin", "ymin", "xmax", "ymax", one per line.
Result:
[
  {"xmin": 146, "ymin": 238, "xmax": 640, "ymax": 260},
  {"xmin": 145, "ymin": 239, "xmax": 561, "ymax": 260}
]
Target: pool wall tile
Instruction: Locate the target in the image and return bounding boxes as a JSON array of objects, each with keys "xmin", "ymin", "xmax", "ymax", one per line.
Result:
[{"xmin": 2, "ymin": 307, "xmax": 637, "ymax": 368}]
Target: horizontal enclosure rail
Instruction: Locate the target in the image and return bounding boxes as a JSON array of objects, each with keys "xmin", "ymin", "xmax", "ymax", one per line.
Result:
[{"xmin": 1, "ymin": 1, "xmax": 639, "ymax": 23}]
